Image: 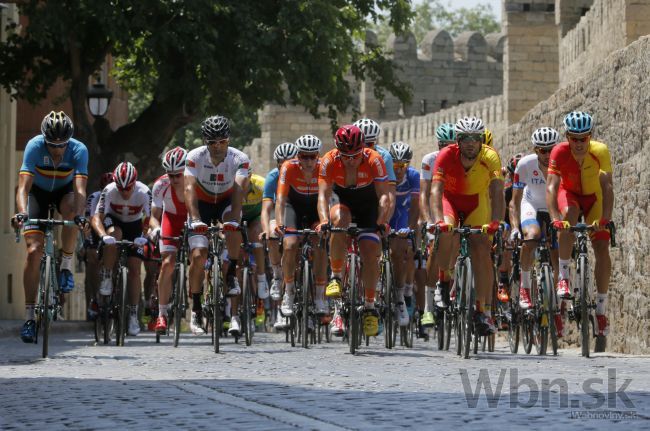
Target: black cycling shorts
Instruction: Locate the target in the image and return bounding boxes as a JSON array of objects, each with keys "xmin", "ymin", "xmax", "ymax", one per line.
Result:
[
  {"xmin": 331, "ymin": 184, "xmax": 379, "ymax": 229},
  {"xmin": 25, "ymin": 183, "xmax": 73, "ymax": 234},
  {"xmin": 284, "ymin": 201, "xmax": 319, "ymax": 231},
  {"xmin": 104, "ymin": 215, "xmax": 145, "ymax": 259},
  {"xmin": 198, "ymin": 198, "xmax": 232, "ymax": 225}
]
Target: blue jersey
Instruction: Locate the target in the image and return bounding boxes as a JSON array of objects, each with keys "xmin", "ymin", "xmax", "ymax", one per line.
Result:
[
  {"xmin": 390, "ymin": 167, "xmax": 420, "ymax": 230},
  {"xmin": 263, "ymin": 168, "xmax": 280, "ymax": 202},
  {"xmin": 20, "ymin": 136, "xmax": 88, "ymax": 191},
  {"xmin": 375, "ymin": 145, "xmax": 396, "ymax": 183}
]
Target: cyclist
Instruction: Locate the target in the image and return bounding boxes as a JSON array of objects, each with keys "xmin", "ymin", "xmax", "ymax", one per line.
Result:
[
  {"xmin": 12, "ymin": 111, "xmax": 88, "ymax": 343},
  {"xmin": 419, "ymin": 123, "xmax": 455, "ymax": 327},
  {"xmin": 546, "ymin": 111, "xmax": 614, "ymax": 337},
  {"xmin": 484, "ymin": 129, "xmax": 493, "ymax": 147},
  {"xmin": 317, "ymin": 125, "xmax": 392, "ymax": 337},
  {"xmin": 388, "ymin": 142, "xmax": 420, "ymax": 327},
  {"xmin": 275, "ymin": 135, "xmax": 327, "ymax": 317},
  {"xmin": 149, "ymin": 147, "xmax": 188, "ymax": 334},
  {"xmin": 241, "ymin": 172, "xmax": 269, "ymax": 300},
  {"xmin": 184, "ymin": 115, "xmax": 250, "ymax": 337},
  {"xmin": 430, "ymin": 117, "xmax": 504, "ymax": 335},
  {"xmin": 509, "ymin": 128, "xmax": 559, "ymax": 312},
  {"xmin": 91, "ymin": 162, "xmax": 152, "ymax": 336},
  {"xmin": 261, "ymin": 142, "xmax": 298, "ymax": 329},
  {"xmin": 83, "ymin": 172, "xmax": 114, "ymax": 320}
]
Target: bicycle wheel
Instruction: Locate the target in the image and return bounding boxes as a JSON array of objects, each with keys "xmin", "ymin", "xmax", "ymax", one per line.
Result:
[
  {"xmin": 93, "ymin": 304, "xmax": 101, "ymax": 344},
  {"xmin": 522, "ymin": 315, "xmax": 533, "ymax": 354},
  {"xmin": 212, "ymin": 259, "xmax": 222, "ymax": 353},
  {"xmin": 530, "ymin": 281, "xmax": 545, "ymax": 355},
  {"xmin": 116, "ymin": 267, "xmax": 128, "ymax": 347},
  {"xmin": 455, "ymin": 263, "xmax": 464, "ymax": 357},
  {"xmin": 173, "ymin": 263, "xmax": 185, "ymax": 348},
  {"xmin": 40, "ymin": 256, "xmax": 52, "ymax": 358},
  {"xmin": 383, "ymin": 260, "xmax": 394, "ymax": 349},
  {"xmin": 349, "ymin": 256, "xmax": 358, "ymax": 355},
  {"xmin": 463, "ymin": 259, "xmax": 474, "ymax": 359},
  {"xmin": 243, "ymin": 267, "xmax": 254, "ymax": 347},
  {"xmin": 289, "ymin": 315, "xmax": 296, "ymax": 347},
  {"xmin": 542, "ymin": 264, "xmax": 558, "ymax": 355},
  {"xmin": 444, "ymin": 309, "xmax": 453, "ymax": 351},
  {"xmin": 301, "ymin": 260, "xmax": 311, "ymax": 349},
  {"xmin": 436, "ymin": 308, "xmax": 445, "ymax": 350},
  {"xmin": 102, "ymin": 303, "xmax": 112, "ymax": 345},
  {"xmin": 578, "ymin": 256, "xmax": 590, "ymax": 358}
]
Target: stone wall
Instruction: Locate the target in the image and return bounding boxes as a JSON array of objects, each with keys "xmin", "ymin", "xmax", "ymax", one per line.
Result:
[
  {"xmin": 501, "ymin": 35, "xmax": 650, "ymax": 354},
  {"xmin": 559, "ymin": 0, "xmax": 650, "ymax": 87}
]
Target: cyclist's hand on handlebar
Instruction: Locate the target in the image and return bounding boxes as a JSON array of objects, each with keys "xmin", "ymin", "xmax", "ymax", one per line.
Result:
[
  {"xmin": 11, "ymin": 213, "xmax": 28, "ymax": 230},
  {"xmin": 222, "ymin": 221, "xmax": 240, "ymax": 232},
  {"xmin": 190, "ymin": 220, "xmax": 208, "ymax": 234},
  {"xmin": 315, "ymin": 222, "xmax": 330, "ymax": 235},
  {"xmin": 552, "ymin": 220, "xmax": 570, "ymax": 231},
  {"xmin": 397, "ymin": 228, "xmax": 411, "ymax": 237},
  {"xmin": 134, "ymin": 236, "xmax": 148, "ymax": 247},
  {"xmin": 102, "ymin": 235, "xmax": 116, "ymax": 245},
  {"xmin": 482, "ymin": 220, "xmax": 501, "ymax": 235},
  {"xmin": 377, "ymin": 223, "xmax": 391, "ymax": 237},
  {"xmin": 149, "ymin": 227, "xmax": 161, "ymax": 242},
  {"xmin": 433, "ymin": 220, "xmax": 453, "ymax": 233},
  {"xmin": 259, "ymin": 231, "xmax": 267, "ymax": 241},
  {"xmin": 274, "ymin": 225, "xmax": 286, "ymax": 237},
  {"xmin": 593, "ymin": 218, "xmax": 610, "ymax": 231},
  {"xmin": 510, "ymin": 228, "xmax": 521, "ymax": 243}
]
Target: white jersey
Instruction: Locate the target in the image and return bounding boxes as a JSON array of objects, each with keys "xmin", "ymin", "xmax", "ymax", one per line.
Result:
[
  {"xmin": 96, "ymin": 181, "xmax": 152, "ymax": 223},
  {"xmin": 513, "ymin": 153, "xmax": 547, "ymax": 211},
  {"xmin": 420, "ymin": 151, "xmax": 440, "ymax": 181},
  {"xmin": 85, "ymin": 191, "xmax": 101, "ymax": 217},
  {"xmin": 185, "ymin": 146, "xmax": 250, "ymax": 203},
  {"xmin": 151, "ymin": 174, "xmax": 186, "ymax": 215}
]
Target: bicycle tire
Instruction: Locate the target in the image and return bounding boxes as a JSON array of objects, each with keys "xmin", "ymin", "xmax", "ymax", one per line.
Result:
[
  {"xmin": 173, "ymin": 263, "xmax": 185, "ymax": 348},
  {"xmin": 301, "ymin": 260, "xmax": 310, "ymax": 349},
  {"xmin": 93, "ymin": 309, "xmax": 101, "ymax": 344},
  {"xmin": 103, "ymin": 303, "xmax": 112, "ymax": 345},
  {"xmin": 541, "ymin": 264, "xmax": 558, "ymax": 355},
  {"xmin": 383, "ymin": 260, "xmax": 394, "ymax": 349},
  {"xmin": 212, "ymin": 258, "xmax": 222, "ymax": 353},
  {"xmin": 579, "ymin": 256, "xmax": 590, "ymax": 358},
  {"xmin": 290, "ymin": 316, "xmax": 296, "ymax": 347},
  {"xmin": 41, "ymin": 255, "xmax": 52, "ymax": 358},
  {"xmin": 463, "ymin": 259, "xmax": 474, "ymax": 359},
  {"xmin": 116, "ymin": 267, "xmax": 128, "ymax": 347},
  {"xmin": 522, "ymin": 317, "xmax": 533, "ymax": 354},
  {"xmin": 436, "ymin": 309, "xmax": 445, "ymax": 350},
  {"xmin": 444, "ymin": 310, "xmax": 453, "ymax": 351},
  {"xmin": 455, "ymin": 263, "xmax": 464, "ymax": 357},
  {"xmin": 243, "ymin": 267, "xmax": 253, "ymax": 347},
  {"xmin": 530, "ymin": 279, "xmax": 545, "ymax": 355},
  {"xmin": 349, "ymin": 256, "xmax": 358, "ymax": 355}
]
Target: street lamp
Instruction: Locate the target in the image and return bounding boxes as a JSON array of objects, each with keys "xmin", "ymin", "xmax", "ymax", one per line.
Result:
[{"xmin": 87, "ymin": 82, "xmax": 113, "ymax": 118}]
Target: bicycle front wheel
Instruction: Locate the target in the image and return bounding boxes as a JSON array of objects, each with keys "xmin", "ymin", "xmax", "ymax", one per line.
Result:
[
  {"xmin": 40, "ymin": 255, "xmax": 52, "ymax": 358},
  {"xmin": 463, "ymin": 259, "xmax": 474, "ymax": 359},
  {"xmin": 383, "ymin": 259, "xmax": 394, "ymax": 349},
  {"xmin": 243, "ymin": 267, "xmax": 254, "ymax": 347},
  {"xmin": 301, "ymin": 260, "xmax": 311, "ymax": 349},
  {"xmin": 116, "ymin": 267, "xmax": 128, "ymax": 347},
  {"xmin": 173, "ymin": 263, "xmax": 185, "ymax": 348},
  {"xmin": 212, "ymin": 259, "xmax": 222, "ymax": 353},
  {"xmin": 578, "ymin": 256, "xmax": 590, "ymax": 357},
  {"xmin": 543, "ymin": 264, "xmax": 558, "ymax": 355},
  {"xmin": 349, "ymin": 256, "xmax": 358, "ymax": 355}
]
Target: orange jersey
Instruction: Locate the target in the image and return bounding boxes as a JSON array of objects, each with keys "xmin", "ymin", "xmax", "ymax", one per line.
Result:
[
  {"xmin": 318, "ymin": 148, "xmax": 388, "ymax": 188},
  {"xmin": 548, "ymin": 141, "xmax": 612, "ymax": 196},
  {"xmin": 277, "ymin": 159, "xmax": 320, "ymax": 198}
]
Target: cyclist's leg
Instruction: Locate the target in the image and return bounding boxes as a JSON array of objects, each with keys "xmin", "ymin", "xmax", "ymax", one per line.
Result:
[
  {"xmin": 327, "ymin": 197, "xmax": 351, "ymax": 296},
  {"xmin": 519, "ymin": 200, "xmax": 542, "ymax": 308},
  {"xmin": 58, "ymin": 190, "xmax": 77, "ymax": 261},
  {"xmin": 126, "ymin": 256, "xmax": 143, "ymax": 306},
  {"xmin": 222, "ymin": 205, "xmax": 242, "ymax": 316},
  {"xmin": 280, "ymin": 233, "xmax": 299, "ymax": 314},
  {"xmin": 247, "ymin": 217, "xmax": 268, "ymax": 298},
  {"xmin": 556, "ymin": 188, "xmax": 580, "ymax": 286}
]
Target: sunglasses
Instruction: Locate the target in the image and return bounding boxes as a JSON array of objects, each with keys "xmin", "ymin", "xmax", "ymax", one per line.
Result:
[
  {"xmin": 167, "ymin": 172, "xmax": 183, "ymax": 178},
  {"xmin": 45, "ymin": 140, "xmax": 69, "ymax": 148},
  {"xmin": 567, "ymin": 135, "xmax": 589, "ymax": 143},
  {"xmin": 457, "ymin": 134, "xmax": 484, "ymax": 144},
  {"xmin": 298, "ymin": 153, "xmax": 318, "ymax": 160},
  {"xmin": 206, "ymin": 138, "xmax": 229, "ymax": 146},
  {"xmin": 535, "ymin": 147, "xmax": 553, "ymax": 155},
  {"xmin": 393, "ymin": 162, "xmax": 409, "ymax": 169},
  {"xmin": 340, "ymin": 152, "xmax": 362, "ymax": 161}
]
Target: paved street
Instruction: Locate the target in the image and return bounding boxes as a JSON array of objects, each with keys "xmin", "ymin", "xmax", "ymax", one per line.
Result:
[{"xmin": 0, "ymin": 327, "xmax": 648, "ymax": 430}]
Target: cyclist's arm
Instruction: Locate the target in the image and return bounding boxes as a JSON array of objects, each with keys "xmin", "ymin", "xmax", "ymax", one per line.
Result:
[
  {"xmin": 91, "ymin": 213, "xmax": 108, "ymax": 238},
  {"xmin": 430, "ymin": 181, "xmax": 445, "ymax": 222},
  {"xmin": 184, "ymin": 174, "xmax": 201, "ymax": 221},
  {"xmin": 261, "ymin": 199, "xmax": 274, "ymax": 237},
  {"xmin": 15, "ymin": 174, "xmax": 33, "ymax": 214},
  {"xmin": 419, "ymin": 179, "xmax": 433, "ymax": 224},
  {"xmin": 275, "ymin": 192, "xmax": 287, "ymax": 228},
  {"xmin": 510, "ymin": 188, "xmax": 523, "ymax": 229},
  {"xmin": 386, "ymin": 183, "xmax": 396, "ymax": 221},
  {"xmin": 150, "ymin": 207, "xmax": 162, "ymax": 231},
  {"xmin": 600, "ymin": 171, "xmax": 614, "ymax": 221},
  {"xmin": 375, "ymin": 181, "xmax": 391, "ymax": 225},
  {"xmin": 489, "ymin": 179, "xmax": 505, "ymax": 222},
  {"xmin": 408, "ymin": 194, "xmax": 420, "ymax": 230},
  {"xmin": 227, "ymin": 175, "xmax": 248, "ymax": 223},
  {"xmin": 72, "ymin": 176, "xmax": 87, "ymax": 216},
  {"xmin": 546, "ymin": 173, "xmax": 562, "ymax": 221},
  {"xmin": 317, "ymin": 180, "xmax": 331, "ymax": 224}
]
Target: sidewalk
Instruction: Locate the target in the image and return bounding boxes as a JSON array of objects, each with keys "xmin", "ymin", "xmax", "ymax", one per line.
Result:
[{"xmin": 0, "ymin": 320, "xmax": 92, "ymax": 338}]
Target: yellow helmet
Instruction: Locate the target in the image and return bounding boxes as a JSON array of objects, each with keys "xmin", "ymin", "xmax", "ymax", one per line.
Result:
[{"xmin": 484, "ymin": 129, "xmax": 493, "ymax": 147}]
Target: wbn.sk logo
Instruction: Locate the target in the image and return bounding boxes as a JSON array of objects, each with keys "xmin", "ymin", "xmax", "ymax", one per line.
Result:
[{"xmin": 459, "ymin": 368, "xmax": 634, "ymax": 409}]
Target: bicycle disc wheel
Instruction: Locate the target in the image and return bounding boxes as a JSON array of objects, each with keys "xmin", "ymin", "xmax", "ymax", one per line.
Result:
[
  {"xmin": 173, "ymin": 263, "xmax": 185, "ymax": 348},
  {"xmin": 40, "ymin": 256, "xmax": 52, "ymax": 358},
  {"xmin": 349, "ymin": 257, "xmax": 358, "ymax": 355},
  {"xmin": 301, "ymin": 260, "xmax": 311, "ymax": 349},
  {"xmin": 579, "ymin": 256, "xmax": 590, "ymax": 357},
  {"xmin": 116, "ymin": 267, "xmax": 128, "ymax": 347}
]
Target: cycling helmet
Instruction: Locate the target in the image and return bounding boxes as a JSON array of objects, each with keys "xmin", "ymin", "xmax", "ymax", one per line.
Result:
[
  {"xmin": 162, "ymin": 147, "xmax": 187, "ymax": 172},
  {"xmin": 353, "ymin": 118, "xmax": 381, "ymax": 144},
  {"xmin": 389, "ymin": 141, "xmax": 413, "ymax": 162},
  {"xmin": 295, "ymin": 134, "xmax": 322, "ymax": 153},
  {"xmin": 334, "ymin": 125, "xmax": 365, "ymax": 155},
  {"xmin": 435, "ymin": 123, "xmax": 456, "ymax": 144},
  {"xmin": 201, "ymin": 115, "xmax": 230, "ymax": 140},
  {"xmin": 454, "ymin": 116, "xmax": 485, "ymax": 135},
  {"xmin": 484, "ymin": 129, "xmax": 493, "ymax": 147},
  {"xmin": 507, "ymin": 153, "xmax": 523, "ymax": 175},
  {"xmin": 531, "ymin": 127, "xmax": 560, "ymax": 148},
  {"xmin": 41, "ymin": 111, "xmax": 74, "ymax": 142},
  {"xmin": 273, "ymin": 142, "xmax": 298, "ymax": 162},
  {"xmin": 563, "ymin": 111, "xmax": 593, "ymax": 135},
  {"xmin": 113, "ymin": 162, "xmax": 138, "ymax": 190},
  {"xmin": 99, "ymin": 172, "xmax": 114, "ymax": 189}
]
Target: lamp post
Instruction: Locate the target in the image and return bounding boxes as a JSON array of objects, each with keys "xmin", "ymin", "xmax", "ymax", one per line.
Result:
[{"xmin": 86, "ymin": 82, "xmax": 113, "ymax": 118}]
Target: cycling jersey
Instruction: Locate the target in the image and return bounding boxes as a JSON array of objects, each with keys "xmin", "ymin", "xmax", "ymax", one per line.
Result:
[
  {"xmin": 263, "ymin": 167, "xmax": 281, "ymax": 203},
  {"xmin": 19, "ymin": 136, "xmax": 88, "ymax": 191},
  {"xmin": 85, "ymin": 191, "xmax": 101, "ymax": 218},
  {"xmin": 390, "ymin": 166, "xmax": 420, "ymax": 230},
  {"xmin": 185, "ymin": 146, "xmax": 250, "ymax": 203},
  {"xmin": 420, "ymin": 150, "xmax": 440, "ymax": 181},
  {"xmin": 548, "ymin": 140, "xmax": 612, "ymax": 196},
  {"xmin": 513, "ymin": 154, "xmax": 547, "ymax": 211},
  {"xmin": 152, "ymin": 174, "xmax": 186, "ymax": 216},
  {"xmin": 373, "ymin": 145, "xmax": 397, "ymax": 183},
  {"xmin": 96, "ymin": 181, "xmax": 152, "ymax": 223},
  {"xmin": 243, "ymin": 174, "xmax": 264, "ymax": 222},
  {"xmin": 433, "ymin": 144, "xmax": 502, "ymax": 226},
  {"xmin": 278, "ymin": 159, "xmax": 320, "ymax": 231}
]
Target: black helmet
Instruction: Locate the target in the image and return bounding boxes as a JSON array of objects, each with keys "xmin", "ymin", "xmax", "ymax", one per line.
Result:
[
  {"xmin": 41, "ymin": 111, "xmax": 74, "ymax": 142},
  {"xmin": 201, "ymin": 115, "xmax": 230, "ymax": 140}
]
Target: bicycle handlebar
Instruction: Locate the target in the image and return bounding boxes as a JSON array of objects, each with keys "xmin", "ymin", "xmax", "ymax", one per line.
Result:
[
  {"xmin": 552, "ymin": 221, "xmax": 617, "ymax": 247},
  {"xmin": 13, "ymin": 218, "xmax": 78, "ymax": 243}
]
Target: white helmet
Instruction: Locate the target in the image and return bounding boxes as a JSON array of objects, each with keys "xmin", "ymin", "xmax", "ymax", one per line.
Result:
[
  {"xmin": 353, "ymin": 118, "xmax": 381, "ymax": 144},
  {"xmin": 454, "ymin": 117, "xmax": 485, "ymax": 135},
  {"xmin": 162, "ymin": 147, "xmax": 187, "ymax": 173},
  {"xmin": 113, "ymin": 162, "xmax": 138, "ymax": 190},
  {"xmin": 389, "ymin": 141, "xmax": 413, "ymax": 162},
  {"xmin": 531, "ymin": 127, "xmax": 560, "ymax": 148},
  {"xmin": 273, "ymin": 142, "xmax": 298, "ymax": 162},
  {"xmin": 295, "ymin": 134, "xmax": 322, "ymax": 153}
]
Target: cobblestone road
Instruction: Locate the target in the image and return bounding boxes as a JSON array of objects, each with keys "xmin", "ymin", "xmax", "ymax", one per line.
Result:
[{"xmin": 0, "ymin": 328, "xmax": 648, "ymax": 430}]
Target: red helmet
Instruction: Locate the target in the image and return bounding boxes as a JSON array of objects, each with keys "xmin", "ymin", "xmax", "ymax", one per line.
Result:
[
  {"xmin": 99, "ymin": 172, "xmax": 114, "ymax": 189},
  {"xmin": 113, "ymin": 162, "xmax": 138, "ymax": 190},
  {"xmin": 334, "ymin": 125, "xmax": 365, "ymax": 155}
]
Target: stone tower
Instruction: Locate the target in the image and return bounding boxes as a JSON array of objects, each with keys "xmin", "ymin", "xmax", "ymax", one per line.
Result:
[{"xmin": 503, "ymin": 0, "xmax": 559, "ymax": 125}]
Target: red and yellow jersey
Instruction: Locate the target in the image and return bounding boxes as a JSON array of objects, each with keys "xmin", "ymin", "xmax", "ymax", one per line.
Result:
[
  {"xmin": 318, "ymin": 148, "xmax": 387, "ymax": 188},
  {"xmin": 432, "ymin": 144, "xmax": 503, "ymax": 194},
  {"xmin": 277, "ymin": 159, "xmax": 320, "ymax": 198},
  {"xmin": 548, "ymin": 140, "xmax": 612, "ymax": 196}
]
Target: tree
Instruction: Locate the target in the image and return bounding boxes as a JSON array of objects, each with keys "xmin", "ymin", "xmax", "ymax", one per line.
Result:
[
  {"xmin": 372, "ymin": 0, "xmax": 500, "ymax": 46},
  {"xmin": 0, "ymin": 0, "xmax": 413, "ymax": 182}
]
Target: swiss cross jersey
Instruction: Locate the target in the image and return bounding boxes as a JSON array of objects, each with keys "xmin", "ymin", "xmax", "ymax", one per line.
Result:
[
  {"xmin": 184, "ymin": 146, "xmax": 250, "ymax": 203},
  {"xmin": 278, "ymin": 159, "xmax": 320, "ymax": 206},
  {"xmin": 151, "ymin": 174, "xmax": 187, "ymax": 216},
  {"xmin": 395, "ymin": 167, "xmax": 420, "ymax": 211},
  {"xmin": 548, "ymin": 140, "xmax": 612, "ymax": 196},
  {"xmin": 85, "ymin": 191, "xmax": 101, "ymax": 217},
  {"xmin": 96, "ymin": 181, "xmax": 152, "ymax": 223},
  {"xmin": 420, "ymin": 150, "xmax": 440, "ymax": 181},
  {"xmin": 513, "ymin": 154, "xmax": 548, "ymax": 210},
  {"xmin": 19, "ymin": 136, "xmax": 88, "ymax": 191}
]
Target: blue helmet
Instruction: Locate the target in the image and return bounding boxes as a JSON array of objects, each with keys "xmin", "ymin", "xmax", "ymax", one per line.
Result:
[
  {"xmin": 435, "ymin": 123, "xmax": 456, "ymax": 143},
  {"xmin": 563, "ymin": 111, "xmax": 593, "ymax": 135}
]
